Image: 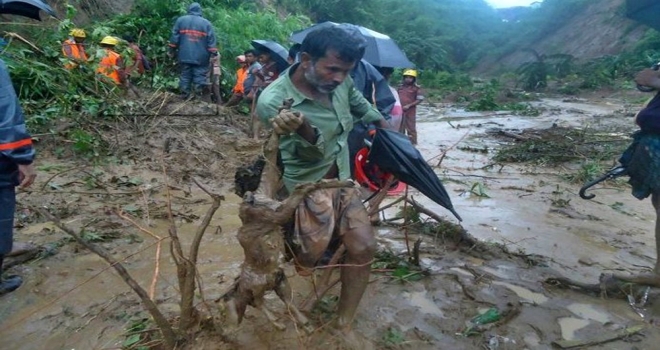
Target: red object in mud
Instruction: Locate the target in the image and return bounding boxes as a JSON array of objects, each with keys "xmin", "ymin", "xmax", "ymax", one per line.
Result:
[{"xmin": 354, "ymin": 147, "xmax": 406, "ymax": 195}]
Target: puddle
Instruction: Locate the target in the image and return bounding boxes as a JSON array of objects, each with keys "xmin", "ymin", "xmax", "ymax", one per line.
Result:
[
  {"xmin": 558, "ymin": 317, "xmax": 591, "ymax": 341},
  {"xmin": 403, "ymin": 291, "xmax": 444, "ymax": 317},
  {"xmin": 492, "ymin": 281, "xmax": 549, "ymax": 304},
  {"xmin": 567, "ymin": 303, "xmax": 611, "ymax": 323}
]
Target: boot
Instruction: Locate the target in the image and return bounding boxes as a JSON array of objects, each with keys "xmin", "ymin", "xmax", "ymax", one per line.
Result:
[{"xmin": 0, "ymin": 256, "xmax": 22, "ymax": 296}]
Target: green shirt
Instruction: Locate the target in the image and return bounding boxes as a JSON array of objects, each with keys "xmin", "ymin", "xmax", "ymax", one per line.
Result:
[{"xmin": 256, "ymin": 64, "xmax": 383, "ymax": 192}]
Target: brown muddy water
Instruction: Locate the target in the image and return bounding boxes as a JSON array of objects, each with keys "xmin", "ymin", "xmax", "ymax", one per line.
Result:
[{"xmin": 1, "ymin": 96, "xmax": 659, "ymax": 349}]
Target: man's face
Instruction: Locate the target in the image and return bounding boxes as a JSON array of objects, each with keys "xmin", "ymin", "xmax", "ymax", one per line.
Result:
[
  {"xmin": 245, "ymin": 53, "xmax": 255, "ymax": 63},
  {"xmin": 74, "ymin": 36, "xmax": 85, "ymax": 44},
  {"xmin": 404, "ymin": 76, "xmax": 415, "ymax": 84},
  {"xmin": 301, "ymin": 49, "xmax": 355, "ymax": 94},
  {"xmin": 258, "ymin": 53, "xmax": 270, "ymax": 63}
]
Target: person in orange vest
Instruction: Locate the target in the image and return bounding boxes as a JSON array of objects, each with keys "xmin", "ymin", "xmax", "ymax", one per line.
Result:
[
  {"xmin": 96, "ymin": 36, "xmax": 126, "ymax": 86},
  {"xmin": 224, "ymin": 55, "xmax": 249, "ymax": 107},
  {"xmin": 61, "ymin": 28, "xmax": 88, "ymax": 69}
]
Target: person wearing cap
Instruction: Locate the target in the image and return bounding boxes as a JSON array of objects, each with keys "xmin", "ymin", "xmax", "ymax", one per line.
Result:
[
  {"xmin": 168, "ymin": 2, "xmax": 219, "ymax": 99},
  {"xmin": 397, "ymin": 69, "xmax": 425, "ymax": 145},
  {"xmin": 96, "ymin": 36, "xmax": 126, "ymax": 86},
  {"xmin": 62, "ymin": 28, "xmax": 88, "ymax": 70},
  {"xmin": 224, "ymin": 55, "xmax": 249, "ymax": 107}
]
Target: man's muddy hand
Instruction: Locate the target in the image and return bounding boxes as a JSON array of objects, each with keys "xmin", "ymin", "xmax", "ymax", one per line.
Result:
[{"xmin": 271, "ymin": 110, "xmax": 304, "ymax": 136}]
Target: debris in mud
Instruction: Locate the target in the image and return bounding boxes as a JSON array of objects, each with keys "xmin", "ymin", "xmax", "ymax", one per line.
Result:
[
  {"xmin": 489, "ymin": 126, "xmax": 632, "ymax": 165},
  {"xmin": 551, "ymin": 324, "xmax": 645, "ymax": 349}
]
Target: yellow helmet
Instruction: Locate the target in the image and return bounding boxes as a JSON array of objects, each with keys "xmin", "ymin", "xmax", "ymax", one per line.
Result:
[
  {"xmin": 100, "ymin": 36, "xmax": 119, "ymax": 46},
  {"xmin": 69, "ymin": 28, "xmax": 86, "ymax": 38},
  {"xmin": 403, "ymin": 69, "xmax": 417, "ymax": 78}
]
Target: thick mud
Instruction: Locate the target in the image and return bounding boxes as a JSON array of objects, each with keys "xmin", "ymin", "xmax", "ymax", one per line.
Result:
[{"xmin": 1, "ymin": 96, "xmax": 659, "ymax": 349}]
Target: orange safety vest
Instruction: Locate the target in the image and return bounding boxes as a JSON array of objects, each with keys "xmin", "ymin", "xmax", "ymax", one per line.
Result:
[
  {"xmin": 96, "ymin": 49, "xmax": 122, "ymax": 84},
  {"xmin": 62, "ymin": 38, "xmax": 88, "ymax": 69},
  {"xmin": 233, "ymin": 66, "xmax": 248, "ymax": 94}
]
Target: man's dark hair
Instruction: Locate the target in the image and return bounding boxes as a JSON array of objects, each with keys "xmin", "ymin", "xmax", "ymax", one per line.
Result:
[
  {"xmin": 122, "ymin": 35, "xmax": 136, "ymax": 43},
  {"xmin": 288, "ymin": 43, "xmax": 301, "ymax": 61},
  {"xmin": 301, "ymin": 26, "xmax": 366, "ymax": 63},
  {"xmin": 244, "ymin": 49, "xmax": 257, "ymax": 56}
]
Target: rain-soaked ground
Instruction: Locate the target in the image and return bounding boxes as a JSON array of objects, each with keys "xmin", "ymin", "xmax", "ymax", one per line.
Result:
[{"xmin": 1, "ymin": 96, "xmax": 660, "ymax": 349}]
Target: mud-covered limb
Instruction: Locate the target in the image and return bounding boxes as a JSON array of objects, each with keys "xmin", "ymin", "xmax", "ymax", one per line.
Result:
[
  {"xmin": 552, "ymin": 325, "xmax": 645, "ymax": 349},
  {"xmin": 37, "ymin": 208, "xmax": 179, "ymax": 349},
  {"xmin": 255, "ymin": 132, "xmax": 282, "ymax": 199}
]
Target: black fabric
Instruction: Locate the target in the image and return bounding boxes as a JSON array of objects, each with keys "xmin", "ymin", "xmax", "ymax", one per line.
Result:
[
  {"xmin": 368, "ymin": 128, "xmax": 462, "ymax": 221},
  {"xmin": 635, "ymin": 92, "xmax": 660, "ymax": 133}
]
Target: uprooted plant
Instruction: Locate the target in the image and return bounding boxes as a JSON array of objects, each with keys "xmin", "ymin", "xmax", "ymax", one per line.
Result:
[{"xmin": 35, "ymin": 165, "xmax": 224, "ymax": 349}]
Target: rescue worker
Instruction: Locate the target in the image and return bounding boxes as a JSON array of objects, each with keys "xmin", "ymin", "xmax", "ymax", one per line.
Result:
[
  {"xmin": 397, "ymin": 69, "xmax": 425, "ymax": 145},
  {"xmin": 61, "ymin": 28, "xmax": 88, "ymax": 70},
  {"xmin": 168, "ymin": 2, "xmax": 219, "ymax": 99},
  {"xmin": 0, "ymin": 59, "xmax": 37, "ymax": 296},
  {"xmin": 224, "ymin": 55, "xmax": 249, "ymax": 107},
  {"xmin": 96, "ymin": 36, "xmax": 126, "ymax": 86}
]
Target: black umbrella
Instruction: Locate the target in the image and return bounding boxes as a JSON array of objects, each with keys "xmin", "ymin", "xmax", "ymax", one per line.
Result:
[
  {"xmin": 626, "ymin": 0, "xmax": 660, "ymax": 31},
  {"xmin": 368, "ymin": 128, "xmax": 462, "ymax": 221},
  {"xmin": 251, "ymin": 39, "xmax": 290, "ymax": 72},
  {"xmin": 289, "ymin": 21, "xmax": 414, "ymax": 68},
  {"xmin": 0, "ymin": 0, "xmax": 56, "ymax": 20}
]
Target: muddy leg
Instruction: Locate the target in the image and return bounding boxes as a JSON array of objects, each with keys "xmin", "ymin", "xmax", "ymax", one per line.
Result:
[
  {"xmin": 653, "ymin": 192, "xmax": 660, "ymax": 274},
  {"xmin": 336, "ymin": 225, "xmax": 376, "ymax": 332}
]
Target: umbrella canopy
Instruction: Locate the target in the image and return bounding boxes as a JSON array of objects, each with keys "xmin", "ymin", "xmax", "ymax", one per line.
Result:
[
  {"xmin": 0, "ymin": 0, "xmax": 55, "ymax": 20},
  {"xmin": 289, "ymin": 21, "xmax": 414, "ymax": 68},
  {"xmin": 626, "ymin": 0, "xmax": 660, "ymax": 31},
  {"xmin": 368, "ymin": 129, "xmax": 462, "ymax": 221},
  {"xmin": 251, "ymin": 39, "xmax": 290, "ymax": 72}
]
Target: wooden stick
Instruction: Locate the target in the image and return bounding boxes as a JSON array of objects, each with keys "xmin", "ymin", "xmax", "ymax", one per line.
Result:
[
  {"xmin": 552, "ymin": 325, "xmax": 645, "ymax": 349},
  {"xmin": 402, "ymin": 185, "xmax": 411, "ymax": 256}
]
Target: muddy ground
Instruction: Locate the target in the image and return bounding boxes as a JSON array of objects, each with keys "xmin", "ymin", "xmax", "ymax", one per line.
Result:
[{"xmin": 1, "ymin": 93, "xmax": 659, "ymax": 350}]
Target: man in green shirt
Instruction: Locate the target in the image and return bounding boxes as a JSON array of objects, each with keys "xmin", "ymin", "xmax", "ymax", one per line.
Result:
[{"xmin": 256, "ymin": 26, "xmax": 387, "ymax": 333}]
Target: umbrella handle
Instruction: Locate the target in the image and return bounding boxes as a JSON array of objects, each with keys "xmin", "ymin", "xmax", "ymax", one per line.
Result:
[{"xmin": 579, "ymin": 166, "xmax": 627, "ymax": 200}]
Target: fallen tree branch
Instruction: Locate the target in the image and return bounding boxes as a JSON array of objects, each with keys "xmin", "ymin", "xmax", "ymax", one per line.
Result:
[
  {"xmin": 552, "ymin": 325, "xmax": 645, "ymax": 349},
  {"xmin": 37, "ymin": 208, "xmax": 178, "ymax": 349}
]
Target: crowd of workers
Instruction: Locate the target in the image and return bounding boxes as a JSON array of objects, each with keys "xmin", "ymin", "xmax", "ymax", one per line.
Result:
[{"xmin": 61, "ymin": 28, "xmax": 149, "ymax": 87}]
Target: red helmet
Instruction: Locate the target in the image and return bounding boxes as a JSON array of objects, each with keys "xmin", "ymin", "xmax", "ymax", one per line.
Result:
[{"xmin": 354, "ymin": 147, "xmax": 406, "ymax": 195}]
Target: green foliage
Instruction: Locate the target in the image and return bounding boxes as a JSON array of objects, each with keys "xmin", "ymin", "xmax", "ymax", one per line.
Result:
[
  {"xmin": 382, "ymin": 327, "xmax": 406, "ymax": 346},
  {"xmin": 563, "ymin": 161, "xmax": 605, "ymax": 184}
]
